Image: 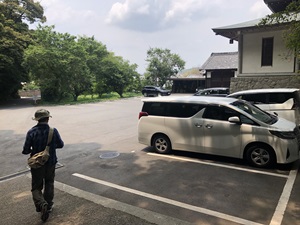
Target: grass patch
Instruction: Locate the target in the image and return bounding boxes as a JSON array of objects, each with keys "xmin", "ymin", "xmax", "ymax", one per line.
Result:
[{"xmin": 41, "ymin": 92, "xmax": 142, "ymax": 105}]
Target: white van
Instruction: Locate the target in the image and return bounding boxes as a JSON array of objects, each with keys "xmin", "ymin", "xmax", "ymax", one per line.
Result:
[
  {"xmin": 228, "ymin": 89, "xmax": 300, "ymax": 125},
  {"xmin": 138, "ymin": 96, "xmax": 300, "ymax": 168}
]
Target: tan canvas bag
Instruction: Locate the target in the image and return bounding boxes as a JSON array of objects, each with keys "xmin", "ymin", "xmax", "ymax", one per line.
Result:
[{"xmin": 27, "ymin": 127, "xmax": 54, "ymax": 169}]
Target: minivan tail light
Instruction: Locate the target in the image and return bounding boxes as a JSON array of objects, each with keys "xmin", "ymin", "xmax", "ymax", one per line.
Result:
[{"xmin": 139, "ymin": 112, "xmax": 148, "ymax": 119}]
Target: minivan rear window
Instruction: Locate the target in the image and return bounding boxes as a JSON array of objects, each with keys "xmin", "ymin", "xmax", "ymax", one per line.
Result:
[
  {"xmin": 236, "ymin": 93, "xmax": 267, "ymax": 104},
  {"xmin": 268, "ymin": 93, "xmax": 294, "ymax": 104},
  {"xmin": 233, "ymin": 92, "xmax": 295, "ymax": 105},
  {"xmin": 142, "ymin": 102, "xmax": 165, "ymax": 116}
]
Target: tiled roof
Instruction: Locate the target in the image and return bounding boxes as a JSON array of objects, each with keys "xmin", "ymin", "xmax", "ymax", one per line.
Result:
[
  {"xmin": 172, "ymin": 68, "xmax": 205, "ymax": 79},
  {"xmin": 200, "ymin": 52, "xmax": 238, "ymax": 70},
  {"xmin": 213, "ymin": 18, "xmax": 261, "ymax": 31},
  {"xmin": 212, "ymin": 18, "xmax": 263, "ymax": 40},
  {"xmin": 212, "ymin": 14, "xmax": 298, "ymax": 40}
]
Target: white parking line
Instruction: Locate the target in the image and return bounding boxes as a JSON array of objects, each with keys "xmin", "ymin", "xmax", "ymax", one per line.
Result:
[
  {"xmin": 147, "ymin": 152, "xmax": 299, "ymax": 225},
  {"xmin": 54, "ymin": 179, "xmax": 192, "ymax": 225},
  {"xmin": 73, "ymin": 173, "xmax": 263, "ymax": 225},
  {"xmin": 147, "ymin": 153, "xmax": 289, "ymax": 178},
  {"xmin": 269, "ymin": 163, "xmax": 299, "ymax": 225}
]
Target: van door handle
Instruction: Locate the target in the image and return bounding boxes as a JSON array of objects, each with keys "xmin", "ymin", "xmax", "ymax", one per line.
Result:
[
  {"xmin": 206, "ymin": 124, "xmax": 213, "ymax": 129},
  {"xmin": 195, "ymin": 123, "xmax": 202, "ymax": 128}
]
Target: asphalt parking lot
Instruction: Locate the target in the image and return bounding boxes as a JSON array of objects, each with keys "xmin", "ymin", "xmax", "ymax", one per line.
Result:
[{"xmin": 1, "ymin": 96, "xmax": 300, "ymax": 225}]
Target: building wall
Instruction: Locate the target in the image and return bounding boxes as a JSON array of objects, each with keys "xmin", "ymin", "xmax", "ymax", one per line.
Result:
[
  {"xmin": 230, "ymin": 75, "xmax": 300, "ymax": 93},
  {"xmin": 211, "ymin": 70, "xmax": 235, "ymax": 87},
  {"xmin": 241, "ymin": 30, "xmax": 295, "ymax": 75}
]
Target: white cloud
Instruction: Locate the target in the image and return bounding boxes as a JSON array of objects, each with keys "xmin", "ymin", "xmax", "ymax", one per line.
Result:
[
  {"xmin": 106, "ymin": 0, "xmax": 151, "ymax": 23},
  {"xmin": 250, "ymin": 1, "xmax": 272, "ymax": 18},
  {"xmin": 164, "ymin": 0, "xmax": 205, "ymax": 22},
  {"xmin": 35, "ymin": 0, "xmax": 272, "ymax": 73},
  {"xmin": 105, "ymin": 0, "xmax": 269, "ymax": 32},
  {"xmin": 105, "ymin": 0, "xmax": 224, "ymax": 32},
  {"xmin": 41, "ymin": 0, "xmax": 97, "ymax": 25}
]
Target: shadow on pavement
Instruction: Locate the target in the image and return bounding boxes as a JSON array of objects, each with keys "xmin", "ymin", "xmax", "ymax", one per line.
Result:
[{"xmin": 0, "ymin": 97, "xmax": 37, "ymax": 109}]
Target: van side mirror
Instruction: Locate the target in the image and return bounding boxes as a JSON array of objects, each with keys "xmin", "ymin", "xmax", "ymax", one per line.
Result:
[
  {"xmin": 228, "ymin": 116, "xmax": 241, "ymax": 124},
  {"xmin": 273, "ymin": 112, "xmax": 278, "ymax": 116}
]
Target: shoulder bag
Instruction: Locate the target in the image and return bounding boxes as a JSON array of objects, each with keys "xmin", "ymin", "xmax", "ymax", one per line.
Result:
[{"xmin": 27, "ymin": 127, "xmax": 54, "ymax": 169}]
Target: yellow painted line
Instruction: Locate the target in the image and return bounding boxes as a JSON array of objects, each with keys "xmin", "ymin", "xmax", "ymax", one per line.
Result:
[
  {"xmin": 147, "ymin": 153, "xmax": 289, "ymax": 178},
  {"xmin": 73, "ymin": 173, "xmax": 263, "ymax": 225}
]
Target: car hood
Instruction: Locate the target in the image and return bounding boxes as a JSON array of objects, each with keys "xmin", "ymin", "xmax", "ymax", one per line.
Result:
[
  {"xmin": 160, "ymin": 89, "xmax": 171, "ymax": 92},
  {"xmin": 271, "ymin": 117, "xmax": 296, "ymax": 131}
]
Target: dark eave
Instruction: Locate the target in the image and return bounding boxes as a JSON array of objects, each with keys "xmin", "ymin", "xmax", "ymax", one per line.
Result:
[
  {"xmin": 264, "ymin": 0, "xmax": 293, "ymax": 13},
  {"xmin": 212, "ymin": 18, "xmax": 290, "ymax": 40},
  {"xmin": 212, "ymin": 18, "xmax": 265, "ymax": 40}
]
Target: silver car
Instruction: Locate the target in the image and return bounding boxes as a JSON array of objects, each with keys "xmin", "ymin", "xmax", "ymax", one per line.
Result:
[{"xmin": 228, "ymin": 88, "xmax": 300, "ymax": 125}]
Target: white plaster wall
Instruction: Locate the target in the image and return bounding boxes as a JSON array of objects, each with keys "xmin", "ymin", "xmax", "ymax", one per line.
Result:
[{"xmin": 241, "ymin": 30, "xmax": 295, "ymax": 74}]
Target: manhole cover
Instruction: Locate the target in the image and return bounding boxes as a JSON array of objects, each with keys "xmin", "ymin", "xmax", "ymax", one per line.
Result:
[{"xmin": 100, "ymin": 151, "xmax": 120, "ymax": 159}]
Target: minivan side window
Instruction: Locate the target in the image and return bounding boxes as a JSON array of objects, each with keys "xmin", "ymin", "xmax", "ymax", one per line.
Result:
[
  {"xmin": 219, "ymin": 89, "xmax": 229, "ymax": 94},
  {"xmin": 203, "ymin": 106, "xmax": 238, "ymax": 121},
  {"xmin": 240, "ymin": 94, "xmax": 267, "ymax": 104},
  {"xmin": 203, "ymin": 105, "xmax": 258, "ymax": 125},
  {"xmin": 167, "ymin": 103, "xmax": 204, "ymax": 118},
  {"xmin": 210, "ymin": 90, "xmax": 218, "ymax": 95},
  {"xmin": 142, "ymin": 102, "xmax": 204, "ymax": 118},
  {"xmin": 268, "ymin": 93, "xmax": 293, "ymax": 104}
]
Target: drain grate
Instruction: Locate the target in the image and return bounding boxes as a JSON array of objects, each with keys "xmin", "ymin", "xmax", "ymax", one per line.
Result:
[{"xmin": 99, "ymin": 151, "xmax": 120, "ymax": 159}]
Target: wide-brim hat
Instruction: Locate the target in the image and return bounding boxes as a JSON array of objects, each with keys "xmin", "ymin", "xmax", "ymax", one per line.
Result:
[{"xmin": 32, "ymin": 109, "xmax": 52, "ymax": 121}]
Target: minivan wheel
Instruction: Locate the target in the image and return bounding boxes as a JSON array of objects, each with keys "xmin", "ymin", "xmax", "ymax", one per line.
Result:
[
  {"xmin": 153, "ymin": 135, "xmax": 171, "ymax": 154},
  {"xmin": 246, "ymin": 145, "xmax": 275, "ymax": 168},
  {"xmin": 143, "ymin": 92, "xmax": 148, "ymax": 97}
]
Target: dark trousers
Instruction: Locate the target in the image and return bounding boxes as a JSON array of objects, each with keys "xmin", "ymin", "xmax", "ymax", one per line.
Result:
[{"xmin": 31, "ymin": 164, "xmax": 55, "ymax": 210}]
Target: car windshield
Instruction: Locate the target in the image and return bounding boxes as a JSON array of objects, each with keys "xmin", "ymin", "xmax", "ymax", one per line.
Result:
[{"xmin": 231, "ymin": 100, "xmax": 278, "ymax": 124}]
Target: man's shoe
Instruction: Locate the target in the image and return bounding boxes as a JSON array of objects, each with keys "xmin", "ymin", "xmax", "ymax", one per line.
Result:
[
  {"xmin": 41, "ymin": 203, "xmax": 49, "ymax": 222},
  {"xmin": 47, "ymin": 204, "xmax": 53, "ymax": 213}
]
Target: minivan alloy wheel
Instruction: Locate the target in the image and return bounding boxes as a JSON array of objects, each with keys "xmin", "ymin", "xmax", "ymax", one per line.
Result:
[
  {"xmin": 153, "ymin": 135, "xmax": 171, "ymax": 154},
  {"xmin": 246, "ymin": 145, "xmax": 275, "ymax": 168}
]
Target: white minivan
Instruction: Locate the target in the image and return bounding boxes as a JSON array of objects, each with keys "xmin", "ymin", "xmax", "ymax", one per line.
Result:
[
  {"xmin": 138, "ymin": 96, "xmax": 300, "ymax": 168},
  {"xmin": 228, "ymin": 88, "xmax": 300, "ymax": 125}
]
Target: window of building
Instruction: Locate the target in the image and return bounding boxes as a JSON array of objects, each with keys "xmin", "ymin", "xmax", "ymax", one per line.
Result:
[{"xmin": 261, "ymin": 37, "xmax": 274, "ymax": 66}]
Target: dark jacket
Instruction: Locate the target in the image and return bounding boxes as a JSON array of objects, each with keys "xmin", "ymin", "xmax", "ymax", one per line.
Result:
[{"xmin": 22, "ymin": 123, "xmax": 64, "ymax": 165}]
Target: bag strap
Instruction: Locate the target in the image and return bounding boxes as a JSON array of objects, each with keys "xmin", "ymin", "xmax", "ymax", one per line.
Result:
[{"xmin": 47, "ymin": 127, "xmax": 54, "ymax": 146}]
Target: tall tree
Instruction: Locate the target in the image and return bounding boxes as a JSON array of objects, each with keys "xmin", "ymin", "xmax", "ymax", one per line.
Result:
[
  {"xmin": 260, "ymin": 1, "xmax": 300, "ymax": 67},
  {"xmin": 0, "ymin": 0, "xmax": 45, "ymax": 100},
  {"xmin": 145, "ymin": 47, "xmax": 185, "ymax": 87},
  {"xmin": 98, "ymin": 53, "xmax": 138, "ymax": 97},
  {"xmin": 24, "ymin": 25, "xmax": 92, "ymax": 101},
  {"xmin": 77, "ymin": 36, "xmax": 109, "ymax": 96}
]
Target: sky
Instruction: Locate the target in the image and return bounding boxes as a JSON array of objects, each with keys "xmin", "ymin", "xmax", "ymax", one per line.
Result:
[{"xmin": 36, "ymin": 0, "xmax": 272, "ymax": 74}]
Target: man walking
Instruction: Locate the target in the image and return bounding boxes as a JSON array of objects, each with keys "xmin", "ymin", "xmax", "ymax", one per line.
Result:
[{"xmin": 23, "ymin": 109, "xmax": 64, "ymax": 222}]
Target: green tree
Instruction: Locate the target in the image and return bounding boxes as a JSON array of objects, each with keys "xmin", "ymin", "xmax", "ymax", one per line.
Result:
[
  {"xmin": 260, "ymin": 1, "xmax": 300, "ymax": 68},
  {"xmin": 24, "ymin": 25, "xmax": 92, "ymax": 101},
  {"xmin": 65, "ymin": 41, "xmax": 92, "ymax": 101},
  {"xmin": 145, "ymin": 47, "xmax": 185, "ymax": 87},
  {"xmin": 98, "ymin": 53, "xmax": 139, "ymax": 97},
  {"xmin": 77, "ymin": 36, "xmax": 109, "ymax": 96},
  {"xmin": 127, "ymin": 70, "xmax": 142, "ymax": 93},
  {"xmin": 0, "ymin": 0, "xmax": 45, "ymax": 100}
]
